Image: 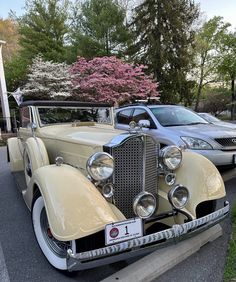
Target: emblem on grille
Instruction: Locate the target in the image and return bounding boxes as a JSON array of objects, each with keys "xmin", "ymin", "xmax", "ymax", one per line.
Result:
[{"xmin": 232, "ymin": 139, "xmax": 236, "ymax": 144}]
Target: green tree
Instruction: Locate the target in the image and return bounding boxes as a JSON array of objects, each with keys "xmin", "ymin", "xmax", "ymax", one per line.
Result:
[
  {"xmin": 198, "ymin": 87, "xmax": 230, "ymax": 116},
  {"xmin": 5, "ymin": 55, "xmax": 29, "ymax": 92},
  {"xmin": 18, "ymin": 0, "xmax": 69, "ymax": 62},
  {"xmin": 129, "ymin": 0, "xmax": 199, "ymax": 104},
  {"xmin": 69, "ymin": 0, "xmax": 131, "ymax": 59},
  {"xmin": 193, "ymin": 16, "xmax": 230, "ymax": 111},
  {"xmin": 217, "ymin": 32, "xmax": 236, "ymax": 119}
]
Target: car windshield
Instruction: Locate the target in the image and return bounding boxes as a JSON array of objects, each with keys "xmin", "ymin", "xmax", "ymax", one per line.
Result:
[
  {"xmin": 37, "ymin": 106, "xmax": 112, "ymax": 126},
  {"xmin": 199, "ymin": 113, "xmax": 220, "ymax": 123},
  {"xmin": 150, "ymin": 106, "xmax": 209, "ymax": 127}
]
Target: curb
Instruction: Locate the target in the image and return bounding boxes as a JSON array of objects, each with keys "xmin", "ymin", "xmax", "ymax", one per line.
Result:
[{"xmin": 101, "ymin": 224, "xmax": 222, "ymax": 282}]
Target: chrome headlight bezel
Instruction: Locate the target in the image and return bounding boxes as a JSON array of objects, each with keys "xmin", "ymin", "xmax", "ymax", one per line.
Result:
[
  {"xmin": 86, "ymin": 152, "xmax": 114, "ymax": 181},
  {"xmin": 161, "ymin": 146, "xmax": 182, "ymax": 170},
  {"xmin": 181, "ymin": 136, "xmax": 213, "ymax": 150},
  {"xmin": 168, "ymin": 185, "xmax": 189, "ymax": 209},
  {"xmin": 133, "ymin": 192, "xmax": 157, "ymax": 219}
]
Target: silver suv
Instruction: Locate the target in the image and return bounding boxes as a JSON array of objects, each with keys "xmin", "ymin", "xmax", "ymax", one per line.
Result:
[{"xmin": 115, "ymin": 104, "xmax": 236, "ymax": 167}]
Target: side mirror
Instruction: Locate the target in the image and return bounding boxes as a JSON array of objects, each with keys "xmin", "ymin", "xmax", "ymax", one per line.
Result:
[
  {"xmin": 27, "ymin": 122, "xmax": 37, "ymax": 130},
  {"xmin": 138, "ymin": 119, "xmax": 150, "ymax": 129},
  {"xmin": 27, "ymin": 122, "xmax": 37, "ymax": 136}
]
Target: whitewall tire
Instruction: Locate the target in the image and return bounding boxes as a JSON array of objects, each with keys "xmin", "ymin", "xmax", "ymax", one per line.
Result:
[{"xmin": 32, "ymin": 195, "xmax": 76, "ymax": 270}]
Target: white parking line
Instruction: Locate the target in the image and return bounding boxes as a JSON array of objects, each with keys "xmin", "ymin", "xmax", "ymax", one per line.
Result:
[{"xmin": 0, "ymin": 242, "xmax": 10, "ymax": 282}]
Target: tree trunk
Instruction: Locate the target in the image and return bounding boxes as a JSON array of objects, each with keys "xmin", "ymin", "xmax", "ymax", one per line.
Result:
[
  {"xmin": 231, "ymin": 79, "xmax": 235, "ymax": 120},
  {"xmin": 194, "ymin": 77, "xmax": 203, "ymax": 111}
]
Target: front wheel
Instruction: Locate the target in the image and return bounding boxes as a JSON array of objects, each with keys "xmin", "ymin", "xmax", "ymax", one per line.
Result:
[{"xmin": 32, "ymin": 195, "xmax": 76, "ymax": 270}]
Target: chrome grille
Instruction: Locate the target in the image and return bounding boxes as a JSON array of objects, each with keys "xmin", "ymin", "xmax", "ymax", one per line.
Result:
[
  {"xmin": 111, "ymin": 135, "xmax": 158, "ymax": 218},
  {"xmin": 214, "ymin": 137, "xmax": 236, "ymax": 148}
]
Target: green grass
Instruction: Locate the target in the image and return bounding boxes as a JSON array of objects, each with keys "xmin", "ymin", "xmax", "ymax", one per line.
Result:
[{"xmin": 224, "ymin": 202, "xmax": 236, "ymax": 281}]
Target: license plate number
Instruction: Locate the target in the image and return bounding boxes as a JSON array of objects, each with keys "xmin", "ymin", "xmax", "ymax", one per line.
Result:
[{"xmin": 105, "ymin": 218, "xmax": 143, "ymax": 245}]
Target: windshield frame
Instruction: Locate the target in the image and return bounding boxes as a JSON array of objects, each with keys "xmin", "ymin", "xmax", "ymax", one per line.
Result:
[{"xmin": 36, "ymin": 105, "xmax": 114, "ymax": 127}]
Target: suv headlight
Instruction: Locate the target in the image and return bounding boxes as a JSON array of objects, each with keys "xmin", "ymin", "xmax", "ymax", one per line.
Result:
[
  {"xmin": 168, "ymin": 185, "xmax": 189, "ymax": 209},
  {"xmin": 133, "ymin": 192, "xmax": 157, "ymax": 219},
  {"xmin": 87, "ymin": 152, "xmax": 114, "ymax": 181},
  {"xmin": 181, "ymin": 137, "xmax": 213, "ymax": 150},
  {"xmin": 161, "ymin": 146, "xmax": 182, "ymax": 170}
]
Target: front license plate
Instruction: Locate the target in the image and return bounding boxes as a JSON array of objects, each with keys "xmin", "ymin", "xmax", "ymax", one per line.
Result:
[{"xmin": 105, "ymin": 218, "xmax": 143, "ymax": 245}]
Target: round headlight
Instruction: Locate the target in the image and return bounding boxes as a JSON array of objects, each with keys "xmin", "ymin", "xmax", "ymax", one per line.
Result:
[
  {"xmin": 161, "ymin": 146, "xmax": 182, "ymax": 170},
  {"xmin": 168, "ymin": 185, "xmax": 189, "ymax": 209},
  {"xmin": 133, "ymin": 192, "xmax": 157, "ymax": 219},
  {"xmin": 87, "ymin": 152, "xmax": 114, "ymax": 181}
]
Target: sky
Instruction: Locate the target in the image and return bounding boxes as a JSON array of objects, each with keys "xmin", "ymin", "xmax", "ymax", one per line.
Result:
[
  {"xmin": 0, "ymin": 0, "xmax": 236, "ymax": 30},
  {"xmin": 197, "ymin": 0, "xmax": 236, "ymax": 29}
]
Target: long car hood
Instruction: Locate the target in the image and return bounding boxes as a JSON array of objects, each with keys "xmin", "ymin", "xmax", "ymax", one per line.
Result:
[
  {"xmin": 166, "ymin": 123, "xmax": 236, "ymax": 139},
  {"xmin": 38, "ymin": 124, "xmax": 124, "ymax": 146}
]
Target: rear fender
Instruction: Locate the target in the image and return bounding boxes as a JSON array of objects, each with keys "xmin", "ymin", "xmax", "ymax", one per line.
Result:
[{"xmin": 29, "ymin": 164, "xmax": 121, "ymax": 241}]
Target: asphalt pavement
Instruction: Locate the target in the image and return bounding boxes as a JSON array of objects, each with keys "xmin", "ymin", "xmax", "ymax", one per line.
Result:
[{"xmin": 0, "ymin": 146, "xmax": 235, "ymax": 282}]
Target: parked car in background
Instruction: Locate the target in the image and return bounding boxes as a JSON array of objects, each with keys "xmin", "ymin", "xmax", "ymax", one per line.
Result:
[
  {"xmin": 7, "ymin": 100, "xmax": 229, "ymax": 272},
  {"xmin": 115, "ymin": 104, "xmax": 236, "ymax": 167},
  {"xmin": 198, "ymin": 112, "xmax": 236, "ymax": 129}
]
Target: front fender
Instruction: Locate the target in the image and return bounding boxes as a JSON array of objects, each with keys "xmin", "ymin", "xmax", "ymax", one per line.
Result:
[
  {"xmin": 159, "ymin": 150, "xmax": 226, "ymax": 217},
  {"xmin": 30, "ymin": 164, "xmax": 121, "ymax": 241}
]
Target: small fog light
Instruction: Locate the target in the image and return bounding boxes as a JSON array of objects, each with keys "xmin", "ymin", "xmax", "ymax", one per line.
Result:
[
  {"xmin": 102, "ymin": 183, "xmax": 114, "ymax": 198},
  {"xmin": 165, "ymin": 173, "xmax": 176, "ymax": 186},
  {"xmin": 168, "ymin": 185, "xmax": 189, "ymax": 209},
  {"xmin": 55, "ymin": 156, "xmax": 64, "ymax": 166},
  {"xmin": 133, "ymin": 192, "xmax": 157, "ymax": 219}
]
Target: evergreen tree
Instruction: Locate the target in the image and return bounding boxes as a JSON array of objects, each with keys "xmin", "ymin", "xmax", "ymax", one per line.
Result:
[
  {"xmin": 130, "ymin": 0, "xmax": 199, "ymax": 104},
  {"xmin": 18, "ymin": 0, "xmax": 69, "ymax": 62},
  {"xmin": 69, "ymin": 0, "xmax": 131, "ymax": 59}
]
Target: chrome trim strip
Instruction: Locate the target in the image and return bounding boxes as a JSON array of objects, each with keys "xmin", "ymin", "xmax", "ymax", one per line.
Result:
[
  {"xmin": 142, "ymin": 135, "xmax": 146, "ymax": 191},
  {"xmin": 67, "ymin": 202, "xmax": 229, "ymax": 271}
]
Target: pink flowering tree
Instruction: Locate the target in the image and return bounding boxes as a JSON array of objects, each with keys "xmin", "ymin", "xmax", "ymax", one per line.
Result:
[{"xmin": 70, "ymin": 56, "xmax": 159, "ymax": 105}]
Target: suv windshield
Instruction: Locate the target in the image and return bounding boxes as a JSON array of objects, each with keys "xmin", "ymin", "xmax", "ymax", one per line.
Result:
[
  {"xmin": 37, "ymin": 106, "xmax": 112, "ymax": 126},
  {"xmin": 150, "ymin": 106, "xmax": 209, "ymax": 127}
]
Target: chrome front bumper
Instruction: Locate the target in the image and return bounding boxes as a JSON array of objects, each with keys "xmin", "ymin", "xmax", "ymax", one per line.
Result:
[{"xmin": 67, "ymin": 202, "xmax": 229, "ymax": 271}]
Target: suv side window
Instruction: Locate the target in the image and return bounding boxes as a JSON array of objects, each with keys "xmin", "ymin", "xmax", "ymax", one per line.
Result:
[
  {"xmin": 116, "ymin": 109, "xmax": 133, "ymax": 125},
  {"xmin": 132, "ymin": 108, "xmax": 156, "ymax": 128}
]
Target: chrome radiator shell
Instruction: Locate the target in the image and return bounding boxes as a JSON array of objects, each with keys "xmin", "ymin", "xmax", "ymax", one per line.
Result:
[{"xmin": 104, "ymin": 133, "xmax": 158, "ymax": 218}]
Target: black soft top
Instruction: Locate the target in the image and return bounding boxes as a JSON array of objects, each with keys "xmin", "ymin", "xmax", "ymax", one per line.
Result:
[{"xmin": 20, "ymin": 100, "xmax": 112, "ymax": 108}]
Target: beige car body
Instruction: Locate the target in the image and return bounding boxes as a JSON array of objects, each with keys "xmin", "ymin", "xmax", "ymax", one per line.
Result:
[{"xmin": 7, "ymin": 100, "xmax": 229, "ymax": 271}]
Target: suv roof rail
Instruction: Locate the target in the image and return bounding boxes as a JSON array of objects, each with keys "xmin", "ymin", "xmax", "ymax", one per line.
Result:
[{"xmin": 118, "ymin": 102, "xmax": 148, "ymax": 109}]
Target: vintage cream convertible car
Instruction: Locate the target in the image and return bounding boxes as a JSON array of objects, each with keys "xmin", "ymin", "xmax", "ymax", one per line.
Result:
[{"xmin": 7, "ymin": 100, "xmax": 229, "ymax": 272}]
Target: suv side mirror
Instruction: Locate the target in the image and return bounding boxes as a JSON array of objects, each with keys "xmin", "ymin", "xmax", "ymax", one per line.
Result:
[{"xmin": 138, "ymin": 119, "xmax": 150, "ymax": 128}]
